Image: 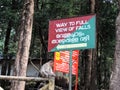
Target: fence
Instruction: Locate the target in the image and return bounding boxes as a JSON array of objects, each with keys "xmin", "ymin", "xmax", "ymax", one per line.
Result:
[{"xmin": 0, "ymin": 75, "xmax": 55, "ymax": 90}]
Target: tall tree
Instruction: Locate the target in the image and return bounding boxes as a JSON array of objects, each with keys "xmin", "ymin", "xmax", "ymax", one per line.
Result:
[
  {"xmin": 89, "ymin": 0, "xmax": 97, "ymax": 90},
  {"xmin": 10, "ymin": 0, "xmax": 34, "ymax": 90},
  {"xmin": 81, "ymin": 0, "xmax": 96, "ymax": 90},
  {"xmin": 109, "ymin": 1, "xmax": 120, "ymax": 90}
]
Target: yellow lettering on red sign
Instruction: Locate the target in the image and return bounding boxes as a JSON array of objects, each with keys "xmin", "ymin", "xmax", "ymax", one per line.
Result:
[{"xmin": 55, "ymin": 52, "xmax": 60, "ymax": 60}]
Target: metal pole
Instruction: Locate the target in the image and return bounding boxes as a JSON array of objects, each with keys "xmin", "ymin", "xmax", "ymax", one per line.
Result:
[{"xmin": 69, "ymin": 50, "xmax": 73, "ymax": 90}]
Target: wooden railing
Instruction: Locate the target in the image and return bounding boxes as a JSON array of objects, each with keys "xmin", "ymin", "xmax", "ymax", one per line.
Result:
[{"xmin": 0, "ymin": 75, "xmax": 55, "ymax": 90}]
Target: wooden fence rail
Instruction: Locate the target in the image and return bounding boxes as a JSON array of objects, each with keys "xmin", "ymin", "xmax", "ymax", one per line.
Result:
[
  {"xmin": 0, "ymin": 75, "xmax": 55, "ymax": 90},
  {"xmin": 0, "ymin": 75, "xmax": 49, "ymax": 81}
]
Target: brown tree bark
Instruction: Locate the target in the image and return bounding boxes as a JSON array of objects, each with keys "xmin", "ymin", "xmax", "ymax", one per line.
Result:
[
  {"xmin": 79, "ymin": 0, "xmax": 96, "ymax": 90},
  {"xmin": 90, "ymin": 0, "xmax": 95, "ymax": 14},
  {"xmin": 109, "ymin": 1, "xmax": 120, "ymax": 90},
  {"xmin": 84, "ymin": 50, "xmax": 92, "ymax": 90},
  {"xmin": 84, "ymin": 0, "xmax": 96, "ymax": 90},
  {"xmin": 89, "ymin": 0, "xmax": 97, "ymax": 90},
  {"xmin": 10, "ymin": 0, "xmax": 34, "ymax": 90}
]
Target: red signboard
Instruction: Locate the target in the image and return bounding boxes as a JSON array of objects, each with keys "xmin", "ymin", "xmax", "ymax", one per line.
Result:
[
  {"xmin": 54, "ymin": 50, "xmax": 79, "ymax": 75},
  {"xmin": 48, "ymin": 15, "xmax": 96, "ymax": 52}
]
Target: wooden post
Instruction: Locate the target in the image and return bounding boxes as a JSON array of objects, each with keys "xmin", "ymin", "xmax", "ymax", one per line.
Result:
[
  {"xmin": 39, "ymin": 77, "xmax": 55, "ymax": 90},
  {"xmin": 49, "ymin": 77, "xmax": 55, "ymax": 90}
]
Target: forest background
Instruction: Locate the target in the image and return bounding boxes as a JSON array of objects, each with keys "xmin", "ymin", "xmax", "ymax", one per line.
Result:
[{"xmin": 0, "ymin": 0, "xmax": 118, "ymax": 90}]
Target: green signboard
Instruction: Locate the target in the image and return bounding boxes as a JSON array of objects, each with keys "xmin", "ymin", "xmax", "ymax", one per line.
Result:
[{"xmin": 48, "ymin": 14, "xmax": 96, "ymax": 52}]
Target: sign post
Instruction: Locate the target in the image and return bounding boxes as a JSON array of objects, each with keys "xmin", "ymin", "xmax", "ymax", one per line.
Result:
[{"xmin": 69, "ymin": 50, "xmax": 73, "ymax": 90}]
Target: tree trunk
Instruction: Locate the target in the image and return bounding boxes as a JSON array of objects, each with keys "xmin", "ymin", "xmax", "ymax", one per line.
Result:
[
  {"xmin": 84, "ymin": 0, "xmax": 96, "ymax": 90},
  {"xmin": 10, "ymin": 0, "xmax": 34, "ymax": 90},
  {"xmin": 89, "ymin": 0, "xmax": 97, "ymax": 90},
  {"xmin": 109, "ymin": 1, "xmax": 120, "ymax": 90},
  {"xmin": 84, "ymin": 50, "xmax": 92, "ymax": 90}
]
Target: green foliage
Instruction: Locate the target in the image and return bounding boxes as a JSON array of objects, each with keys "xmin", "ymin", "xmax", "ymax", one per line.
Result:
[
  {"xmin": 95, "ymin": 1, "xmax": 118, "ymax": 89},
  {"xmin": 0, "ymin": 0, "xmax": 119, "ymax": 89},
  {"xmin": 0, "ymin": 0, "xmax": 22, "ymax": 56},
  {"xmin": 0, "ymin": 40, "xmax": 4, "ymax": 54}
]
